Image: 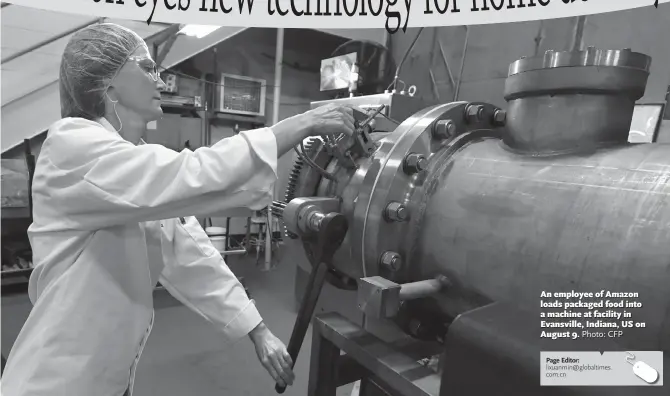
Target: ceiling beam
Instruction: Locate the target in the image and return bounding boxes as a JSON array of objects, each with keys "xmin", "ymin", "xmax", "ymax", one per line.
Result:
[
  {"xmin": 2, "ymin": 23, "xmax": 186, "ymax": 153},
  {"xmin": 146, "ymin": 23, "xmax": 182, "ymax": 47},
  {"xmin": 2, "ymin": 17, "xmax": 105, "ymax": 64},
  {"xmin": 155, "ymin": 33, "xmax": 179, "ymax": 66}
]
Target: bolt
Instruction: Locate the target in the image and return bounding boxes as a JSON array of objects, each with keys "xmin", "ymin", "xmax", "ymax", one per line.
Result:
[
  {"xmin": 380, "ymin": 251, "xmax": 402, "ymax": 271},
  {"xmin": 403, "ymin": 153, "xmax": 428, "ymax": 174},
  {"xmin": 492, "ymin": 109, "xmax": 507, "ymax": 126},
  {"xmin": 384, "ymin": 202, "xmax": 408, "ymax": 222},
  {"xmin": 432, "ymin": 119, "xmax": 456, "ymax": 140},
  {"xmin": 464, "ymin": 104, "xmax": 484, "ymax": 124}
]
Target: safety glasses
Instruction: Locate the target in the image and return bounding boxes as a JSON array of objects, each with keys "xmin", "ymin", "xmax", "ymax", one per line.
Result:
[{"xmin": 127, "ymin": 56, "xmax": 159, "ymax": 82}]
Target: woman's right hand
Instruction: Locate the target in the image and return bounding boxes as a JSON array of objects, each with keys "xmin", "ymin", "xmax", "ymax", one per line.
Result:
[
  {"xmin": 271, "ymin": 103, "xmax": 359, "ymax": 156},
  {"xmin": 300, "ymin": 103, "xmax": 356, "ymax": 138}
]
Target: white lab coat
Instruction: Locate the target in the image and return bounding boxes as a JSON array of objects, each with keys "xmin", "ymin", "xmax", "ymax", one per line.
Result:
[{"xmin": 2, "ymin": 117, "xmax": 278, "ymax": 396}]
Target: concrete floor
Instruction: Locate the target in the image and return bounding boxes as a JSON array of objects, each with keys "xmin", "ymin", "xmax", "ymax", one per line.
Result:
[{"xmin": 1, "ymin": 246, "xmax": 354, "ymax": 396}]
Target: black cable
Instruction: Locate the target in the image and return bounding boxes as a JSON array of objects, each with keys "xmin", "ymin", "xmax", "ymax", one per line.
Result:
[
  {"xmin": 388, "ymin": 27, "xmax": 425, "ymax": 91},
  {"xmin": 292, "ymin": 142, "xmax": 337, "ymax": 181}
]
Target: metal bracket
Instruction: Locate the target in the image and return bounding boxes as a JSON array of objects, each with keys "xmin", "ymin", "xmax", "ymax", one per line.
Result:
[
  {"xmin": 357, "ymin": 276, "xmax": 449, "ymax": 319},
  {"xmin": 357, "ymin": 276, "xmax": 402, "ymax": 319}
]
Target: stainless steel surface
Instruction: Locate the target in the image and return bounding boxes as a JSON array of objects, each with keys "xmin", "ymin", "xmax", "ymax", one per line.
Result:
[
  {"xmin": 504, "ymin": 46, "xmax": 651, "ymax": 154},
  {"xmin": 508, "ymin": 47, "xmax": 651, "ymax": 76},
  {"xmin": 287, "ymin": 49, "xmax": 670, "ymax": 354},
  {"xmin": 415, "ymin": 138, "xmax": 670, "ymax": 347}
]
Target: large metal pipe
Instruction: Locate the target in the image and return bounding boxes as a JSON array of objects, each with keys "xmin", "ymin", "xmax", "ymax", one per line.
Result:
[{"xmin": 288, "ymin": 47, "xmax": 669, "ymax": 353}]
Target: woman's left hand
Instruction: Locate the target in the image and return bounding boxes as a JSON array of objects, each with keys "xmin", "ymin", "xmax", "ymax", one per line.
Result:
[{"xmin": 249, "ymin": 323, "xmax": 295, "ymax": 388}]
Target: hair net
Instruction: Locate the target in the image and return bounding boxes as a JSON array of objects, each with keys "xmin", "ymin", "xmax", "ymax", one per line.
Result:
[{"xmin": 59, "ymin": 23, "xmax": 145, "ymax": 119}]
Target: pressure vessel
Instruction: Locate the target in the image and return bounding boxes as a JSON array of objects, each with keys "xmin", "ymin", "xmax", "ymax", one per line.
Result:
[{"xmin": 287, "ymin": 47, "xmax": 670, "ymax": 353}]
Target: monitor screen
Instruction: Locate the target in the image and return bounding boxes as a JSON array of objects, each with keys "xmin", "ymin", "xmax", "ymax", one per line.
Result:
[
  {"xmin": 629, "ymin": 104, "xmax": 664, "ymax": 143},
  {"xmin": 320, "ymin": 52, "xmax": 357, "ymax": 91}
]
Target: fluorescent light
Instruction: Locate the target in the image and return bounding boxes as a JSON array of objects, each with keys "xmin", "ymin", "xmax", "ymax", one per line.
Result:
[{"xmin": 178, "ymin": 25, "xmax": 220, "ymax": 39}]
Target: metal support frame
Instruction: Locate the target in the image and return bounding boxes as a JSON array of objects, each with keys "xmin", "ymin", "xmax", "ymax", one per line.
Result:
[
  {"xmin": 308, "ymin": 312, "xmax": 442, "ymax": 396},
  {"xmin": 309, "ymin": 305, "xmax": 638, "ymax": 396}
]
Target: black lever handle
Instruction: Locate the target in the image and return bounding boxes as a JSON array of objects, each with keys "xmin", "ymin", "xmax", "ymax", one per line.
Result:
[
  {"xmin": 275, "ymin": 260, "xmax": 329, "ymax": 394},
  {"xmin": 274, "ymin": 213, "xmax": 348, "ymax": 394}
]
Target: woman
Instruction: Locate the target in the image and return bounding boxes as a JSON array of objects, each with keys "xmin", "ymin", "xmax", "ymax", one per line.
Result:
[{"xmin": 2, "ymin": 23, "xmax": 356, "ymax": 396}]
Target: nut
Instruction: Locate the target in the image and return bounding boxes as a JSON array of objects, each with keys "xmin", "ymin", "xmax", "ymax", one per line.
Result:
[
  {"xmin": 492, "ymin": 110, "xmax": 507, "ymax": 126},
  {"xmin": 465, "ymin": 104, "xmax": 484, "ymax": 123},
  {"xmin": 384, "ymin": 202, "xmax": 408, "ymax": 222},
  {"xmin": 380, "ymin": 251, "xmax": 402, "ymax": 271},
  {"xmin": 433, "ymin": 119, "xmax": 456, "ymax": 140},
  {"xmin": 403, "ymin": 153, "xmax": 428, "ymax": 174}
]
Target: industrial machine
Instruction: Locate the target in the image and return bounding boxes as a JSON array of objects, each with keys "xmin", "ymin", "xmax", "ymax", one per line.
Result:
[{"xmin": 271, "ymin": 47, "xmax": 670, "ymax": 395}]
